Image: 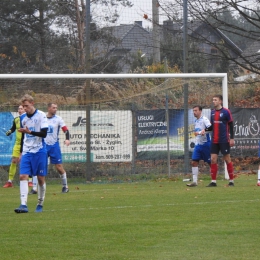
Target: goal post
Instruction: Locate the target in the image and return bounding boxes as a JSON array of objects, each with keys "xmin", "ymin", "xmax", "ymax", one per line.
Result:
[{"xmin": 0, "ymin": 73, "xmax": 228, "ymax": 179}]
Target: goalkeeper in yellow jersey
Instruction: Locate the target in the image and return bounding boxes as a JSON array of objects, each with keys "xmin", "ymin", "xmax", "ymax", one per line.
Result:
[{"xmin": 3, "ymin": 106, "xmax": 33, "ymax": 188}]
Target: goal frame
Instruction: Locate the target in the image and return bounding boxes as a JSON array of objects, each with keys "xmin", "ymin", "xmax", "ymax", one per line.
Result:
[{"xmin": 0, "ymin": 73, "xmax": 229, "ymax": 179}]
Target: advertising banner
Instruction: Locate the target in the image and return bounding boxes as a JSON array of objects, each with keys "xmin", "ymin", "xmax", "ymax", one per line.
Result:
[
  {"xmin": 136, "ymin": 109, "xmax": 186, "ymax": 159},
  {"xmin": 57, "ymin": 110, "xmax": 132, "ymax": 162},
  {"xmin": 136, "ymin": 109, "xmax": 211, "ymax": 159},
  {"xmin": 0, "ymin": 110, "xmax": 132, "ymax": 165},
  {"xmin": 0, "ymin": 112, "xmax": 17, "ymax": 165},
  {"xmin": 231, "ymin": 108, "xmax": 260, "ymax": 154}
]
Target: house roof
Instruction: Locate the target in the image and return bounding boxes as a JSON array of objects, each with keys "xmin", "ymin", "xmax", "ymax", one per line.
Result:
[
  {"xmin": 240, "ymin": 39, "xmax": 260, "ymax": 63},
  {"xmin": 105, "ymin": 22, "xmax": 150, "ymax": 40},
  {"xmin": 231, "ymin": 39, "xmax": 260, "ymax": 73},
  {"xmin": 162, "ymin": 20, "xmax": 242, "ymax": 55}
]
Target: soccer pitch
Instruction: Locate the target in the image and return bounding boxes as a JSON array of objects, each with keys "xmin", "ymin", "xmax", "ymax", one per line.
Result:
[{"xmin": 1, "ymin": 174, "xmax": 260, "ymax": 260}]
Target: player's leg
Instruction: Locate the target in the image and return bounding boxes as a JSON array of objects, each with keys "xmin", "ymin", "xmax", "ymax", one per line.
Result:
[
  {"xmin": 207, "ymin": 143, "xmax": 219, "ymax": 187},
  {"xmin": 187, "ymin": 161, "xmax": 199, "ymax": 187},
  {"xmin": 4, "ymin": 144, "xmax": 20, "ymax": 188},
  {"xmin": 257, "ymin": 165, "xmax": 260, "ymax": 186},
  {"xmin": 187, "ymin": 146, "xmax": 200, "ymax": 187},
  {"xmin": 49, "ymin": 143, "xmax": 69, "ymax": 193},
  {"xmin": 3, "ymin": 157, "xmax": 18, "ymax": 188},
  {"xmin": 29, "ymin": 175, "xmax": 38, "ymax": 194},
  {"xmin": 55, "ymin": 164, "xmax": 69, "ymax": 193},
  {"xmin": 28, "ymin": 177, "xmax": 33, "ymax": 187},
  {"xmin": 35, "ymin": 175, "xmax": 46, "ymax": 213},
  {"xmin": 14, "ymin": 154, "xmax": 30, "ymax": 213},
  {"xmin": 221, "ymin": 144, "xmax": 234, "ymax": 186},
  {"xmin": 34, "ymin": 152, "xmax": 48, "ymax": 213}
]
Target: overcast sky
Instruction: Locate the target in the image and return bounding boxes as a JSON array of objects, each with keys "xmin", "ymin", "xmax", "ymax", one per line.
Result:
[
  {"xmin": 116, "ymin": 0, "xmax": 153, "ymax": 28},
  {"xmin": 115, "ymin": 0, "xmax": 257, "ymax": 27}
]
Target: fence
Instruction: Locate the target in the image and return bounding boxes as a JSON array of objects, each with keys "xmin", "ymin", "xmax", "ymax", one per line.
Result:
[{"xmin": 0, "ymin": 75, "xmax": 259, "ymax": 183}]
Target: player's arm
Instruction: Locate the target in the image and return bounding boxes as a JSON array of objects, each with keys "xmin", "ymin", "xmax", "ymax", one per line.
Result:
[
  {"xmin": 62, "ymin": 126, "xmax": 70, "ymax": 146},
  {"xmin": 205, "ymin": 125, "xmax": 212, "ymax": 132},
  {"xmin": 19, "ymin": 127, "xmax": 48, "ymax": 138},
  {"xmin": 20, "ymin": 133, "xmax": 24, "ymax": 153},
  {"xmin": 6, "ymin": 120, "xmax": 16, "ymax": 136},
  {"xmin": 30, "ymin": 128, "xmax": 48, "ymax": 138},
  {"xmin": 229, "ymin": 121, "xmax": 234, "ymax": 147},
  {"xmin": 229, "ymin": 121, "xmax": 234, "ymax": 139}
]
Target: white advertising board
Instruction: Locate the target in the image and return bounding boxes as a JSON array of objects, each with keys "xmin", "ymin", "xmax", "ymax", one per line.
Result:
[{"xmin": 58, "ymin": 110, "xmax": 132, "ymax": 162}]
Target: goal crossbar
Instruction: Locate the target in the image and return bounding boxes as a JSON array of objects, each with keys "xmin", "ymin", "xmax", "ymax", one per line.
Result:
[{"xmin": 0, "ymin": 73, "xmax": 227, "ymax": 79}]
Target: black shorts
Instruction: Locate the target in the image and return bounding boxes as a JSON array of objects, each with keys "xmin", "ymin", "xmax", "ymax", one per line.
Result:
[{"xmin": 211, "ymin": 143, "xmax": 230, "ymax": 155}]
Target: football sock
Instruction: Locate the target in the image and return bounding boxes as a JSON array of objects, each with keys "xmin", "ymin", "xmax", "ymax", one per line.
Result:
[
  {"xmin": 37, "ymin": 182, "xmax": 46, "ymax": 206},
  {"xmin": 32, "ymin": 176, "xmax": 38, "ymax": 191},
  {"xmin": 20, "ymin": 180, "xmax": 28, "ymax": 205},
  {"xmin": 227, "ymin": 162, "xmax": 234, "ymax": 180},
  {"xmin": 192, "ymin": 167, "xmax": 198, "ymax": 183},
  {"xmin": 8, "ymin": 162, "xmax": 17, "ymax": 181},
  {"xmin": 210, "ymin": 163, "xmax": 218, "ymax": 181},
  {"xmin": 61, "ymin": 172, "xmax": 68, "ymax": 187},
  {"xmin": 258, "ymin": 170, "xmax": 260, "ymax": 182}
]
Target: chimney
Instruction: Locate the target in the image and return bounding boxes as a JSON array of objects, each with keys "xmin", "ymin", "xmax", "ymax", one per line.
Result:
[
  {"xmin": 163, "ymin": 20, "xmax": 173, "ymax": 31},
  {"xmin": 135, "ymin": 21, "xmax": 142, "ymax": 27}
]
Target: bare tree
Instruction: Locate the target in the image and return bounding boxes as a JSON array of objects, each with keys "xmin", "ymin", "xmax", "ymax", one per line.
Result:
[
  {"xmin": 0, "ymin": 0, "xmax": 133, "ymax": 73},
  {"xmin": 159, "ymin": 0, "xmax": 260, "ymax": 76}
]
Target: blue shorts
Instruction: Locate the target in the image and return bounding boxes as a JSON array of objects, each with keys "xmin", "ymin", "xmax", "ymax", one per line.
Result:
[
  {"xmin": 192, "ymin": 143, "xmax": 211, "ymax": 163},
  {"xmin": 20, "ymin": 151, "xmax": 47, "ymax": 176},
  {"xmin": 46, "ymin": 142, "xmax": 62, "ymax": 164}
]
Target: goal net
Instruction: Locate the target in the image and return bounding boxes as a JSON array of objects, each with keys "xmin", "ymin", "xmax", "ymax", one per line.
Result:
[{"xmin": 0, "ymin": 73, "xmax": 253, "ymax": 182}]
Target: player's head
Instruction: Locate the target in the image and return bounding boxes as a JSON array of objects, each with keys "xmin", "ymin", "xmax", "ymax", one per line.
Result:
[
  {"xmin": 212, "ymin": 95, "xmax": 223, "ymax": 109},
  {"xmin": 47, "ymin": 103, "xmax": 58, "ymax": 116},
  {"xmin": 18, "ymin": 105, "xmax": 25, "ymax": 115},
  {"xmin": 20, "ymin": 94, "xmax": 35, "ymax": 114},
  {"xmin": 193, "ymin": 105, "xmax": 202, "ymax": 119}
]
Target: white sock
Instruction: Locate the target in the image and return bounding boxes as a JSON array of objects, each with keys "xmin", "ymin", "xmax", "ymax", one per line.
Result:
[
  {"xmin": 192, "ymin": 167, "xmax": 198, "ymax": 184},
  {"xmin": 37, "ymin": 182, "xmax": 46, "ymax": 206},
  {"xmin": 33, "ymin": 176, "xmax": 38, "ymax": 191},
  {"xmin": 258, "ymin": 170, "xmax": 260, "ymax": 182},
  {"xmin": 61, "ymin": 172, "xmax": 68, "ymax": 187},
  {"xmin": 20, "ymin": 180, "xmax": 28, "ymax": 205},
  {"xmin": 8, "ymin": 180, "xmax": 12, "ymax": 183}
]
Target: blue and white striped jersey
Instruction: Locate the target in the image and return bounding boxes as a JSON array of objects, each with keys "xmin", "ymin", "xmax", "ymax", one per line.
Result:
[
  {"xmin": 194, "ymin": 115, "xmax": 211, "ymax": 145},
  {"xmin": 20, "ymin": 109, "xmax": 48, "ymax": 154},
  {"xmin": 45, "ymin": 115, "xmax": 66, "ymax": 145}
]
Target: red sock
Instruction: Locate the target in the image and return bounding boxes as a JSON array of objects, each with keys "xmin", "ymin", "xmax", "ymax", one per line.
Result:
[
  {"xmin": 227, "ymin": 162, "xmax": 234, "ymax": 180},
  {"xmin": 210, "ymin": 163, "xmax": 218, "ymax": 180}
]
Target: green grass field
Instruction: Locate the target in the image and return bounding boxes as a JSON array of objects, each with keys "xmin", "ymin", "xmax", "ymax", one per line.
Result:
[{"xmin": 1, "ymin": 174, "xmax": 260, "ymax": 260}]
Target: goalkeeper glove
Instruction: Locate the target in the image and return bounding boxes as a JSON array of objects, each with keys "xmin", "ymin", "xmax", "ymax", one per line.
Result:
[{"xmin": 6, "ymin": 130, "xmax": 12, "ymax": 136}]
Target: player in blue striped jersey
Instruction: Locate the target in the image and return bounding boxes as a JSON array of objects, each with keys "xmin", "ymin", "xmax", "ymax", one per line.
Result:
[
  {"xmin": 46, "ymin": 103, "xmax": 70, "ymax": 193},
  {"xmin": 187, "ymin": 106, "xmax": 211, "ymax": 187},
  {"xmin": 14, "ymin": 94, "xmax": 48, "ymax": 213},
  {"xmin": 29, "ymin": 103, "xmax": 70, "ymax": 194}
]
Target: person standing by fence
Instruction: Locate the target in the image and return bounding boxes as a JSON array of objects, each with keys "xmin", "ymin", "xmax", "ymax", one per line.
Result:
[
  {"xmin": 3, "ymin": 105, "xmax": 33, "ymax": 188},
  {"xmin": 29, "ymin": 103, "xmax": 70, "ymax": 194},
  {"xmin": 187, "ymin": 105, "xmax": 211, "ymax": 187},
  {"xmin": 14, "ymin": 94, "xmax": 48, "ymax": 213},
  {"xmin": 207, "ymin": 94, "xmax": 235, "ymax": 187}
]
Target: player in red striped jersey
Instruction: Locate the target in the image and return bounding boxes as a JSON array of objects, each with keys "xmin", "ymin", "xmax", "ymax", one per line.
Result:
[{"xmin": 207, "ymin": 95, "xmax": 235, "ymax": 187}]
